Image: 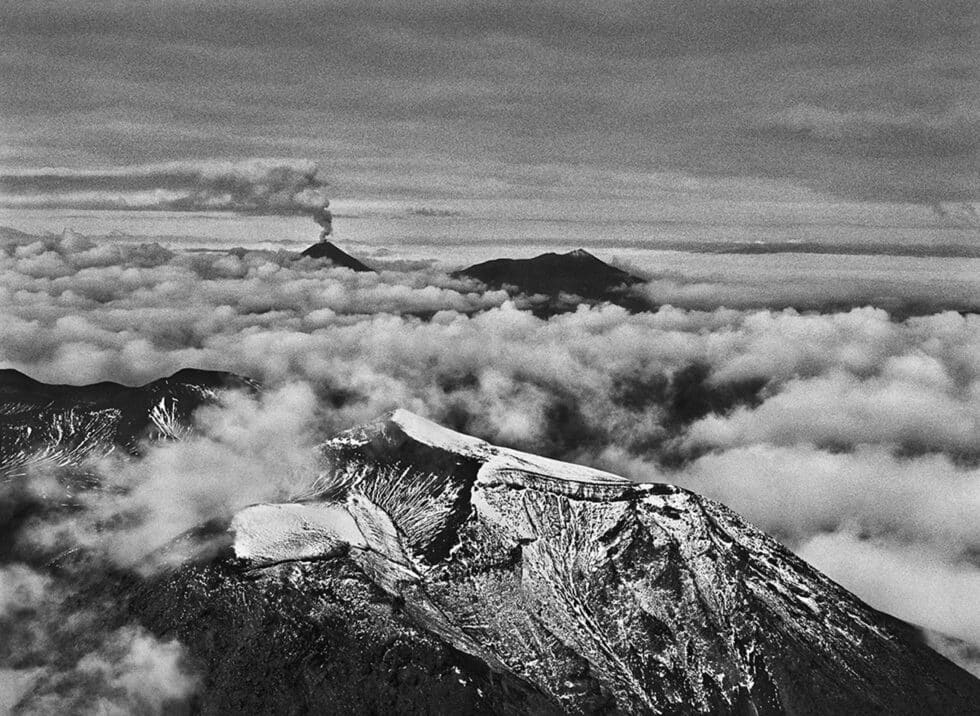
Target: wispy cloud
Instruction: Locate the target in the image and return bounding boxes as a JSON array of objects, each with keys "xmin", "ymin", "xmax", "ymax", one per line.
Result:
[
  {"xmin": 0, "ymin": 159, "xmax": 329, "ymax": 214},
  {"xmin": 1, "ymin": 1, "xmax": 975, "ymax": 204}
]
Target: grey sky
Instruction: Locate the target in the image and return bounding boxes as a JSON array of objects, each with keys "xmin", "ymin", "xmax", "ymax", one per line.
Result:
[{"xmin": 1, "ymin": 0, "xmax": 976, "ymax": 206}]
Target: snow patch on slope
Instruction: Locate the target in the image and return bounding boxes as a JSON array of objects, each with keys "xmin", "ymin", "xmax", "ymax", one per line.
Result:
[
  {"xmin": 231, "ymin": 502, "xmax": 365, "ymax": 565},
  {"xmin": 388, "ymin": 408, "xmax": 491, "ymax": 458}
]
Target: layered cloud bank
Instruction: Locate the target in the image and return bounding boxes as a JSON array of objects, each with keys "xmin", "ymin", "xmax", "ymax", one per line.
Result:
[
  {"xmin": 3, "ymin": 1, "xmax": 976, "ymax": 205},
  {"xmin": 0, "ymin": 160, "xmax": 329, "ymax": 214},
  {"xmin": 1, "ymin": 228, "xmax": 979, "ymax": 677}
]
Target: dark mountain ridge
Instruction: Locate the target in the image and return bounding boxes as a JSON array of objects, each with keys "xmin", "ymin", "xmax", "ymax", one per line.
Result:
[
  {"xmin": 0, "ymin": 367, "xmax": 253, "ymax": 407},
  {"xmin": 0, "ymin": 368, "xmax": 257, "ymax": 471}
]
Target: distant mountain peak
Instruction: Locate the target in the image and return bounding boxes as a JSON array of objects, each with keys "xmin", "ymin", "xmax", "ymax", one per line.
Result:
[
  {"xmin": 453, "ymin": 248, "xmax": 649, "ymax": 316},
  {"xmin": 0, "ymin": 367, "xmax": 256, "ymax": 467},
  {"xmin": 299, "ymin": 241, "xmax": 375, "ymax": 272}
]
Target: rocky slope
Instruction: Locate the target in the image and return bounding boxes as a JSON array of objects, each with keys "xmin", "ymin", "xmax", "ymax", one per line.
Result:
[
  {"xmin": 0, "ymin": 368, "xmax": 256, "ymax": 477},
  {"xmin": 2, "ymin": 372, "xmax": 979, "ymax": 714}
]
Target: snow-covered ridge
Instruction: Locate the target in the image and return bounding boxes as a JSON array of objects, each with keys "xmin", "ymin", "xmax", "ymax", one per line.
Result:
[
  {"xmin": 385, "ymin": 408, "xmax": 490, "ymax": 457},
  {"xmin": 232, "ymin": 409, "xmax": 634, "ymax": 567},
  {"xmin": 231, "ymin": 502, "xmax": 365, "ymax": 565},
  {"xmin": 389, "ymin": 408, "xmax": 630, "ymax": 487}
]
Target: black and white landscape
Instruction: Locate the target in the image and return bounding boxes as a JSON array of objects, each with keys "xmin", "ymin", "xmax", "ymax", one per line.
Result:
[{"xmin": 2, "ymin": 1, "xmax": 978, "ymax": 714}]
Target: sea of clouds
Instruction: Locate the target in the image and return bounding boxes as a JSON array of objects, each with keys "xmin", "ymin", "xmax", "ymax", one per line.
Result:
[{"xmin": 1, "ymin": 226, "xmax": 978, "ymax": 708}]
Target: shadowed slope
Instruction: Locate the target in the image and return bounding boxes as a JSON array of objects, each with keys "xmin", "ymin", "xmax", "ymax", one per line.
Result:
[{"xmin": 0, "ymin": 368, "xmax": 257, "ymax": 471}]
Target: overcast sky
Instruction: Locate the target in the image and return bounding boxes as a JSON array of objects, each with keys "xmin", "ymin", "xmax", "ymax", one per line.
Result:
[{"xmin": 1, "ymin": 0, "xmax": 976, "ymax": 211}]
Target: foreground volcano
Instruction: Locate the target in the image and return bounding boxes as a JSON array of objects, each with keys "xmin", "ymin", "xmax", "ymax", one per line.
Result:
[
  {"xmin": 213, "ymin": 409, "xmax": 980, "ymax": 714},
  {"xmin": 2, "ymin": 372, "xmax": 979, "ymax": 713}
]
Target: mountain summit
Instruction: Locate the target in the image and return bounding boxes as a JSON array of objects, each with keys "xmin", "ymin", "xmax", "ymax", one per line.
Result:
[
  {"xmin": 454, "ymin": 249, "xmax": 648, "ymax": 315},
  {"xmin": 456, "ymin": 248, "xmax": 642, "ymax": 298},
  {"xmin": 300, "ymin": 241, "xmax": 375, "ymax": 272}
]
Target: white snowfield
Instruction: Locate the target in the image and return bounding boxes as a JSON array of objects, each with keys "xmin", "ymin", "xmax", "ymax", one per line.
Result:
[{"xmin": 231, "ymin": 502, "xmax": 365, "ymax": 565}]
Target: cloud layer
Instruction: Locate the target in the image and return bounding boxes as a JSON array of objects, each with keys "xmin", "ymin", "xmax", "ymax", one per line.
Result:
[
  {"xmin": 2, "ymin": 0, "xmax": 976, "ymax": 204},
  {"xmin": 1, "ymin": 229, "xmax": 979, "ymax": 676},
  {"xmin": 0, "ymin": 160, "xmax": 330, "ymax": 214}
]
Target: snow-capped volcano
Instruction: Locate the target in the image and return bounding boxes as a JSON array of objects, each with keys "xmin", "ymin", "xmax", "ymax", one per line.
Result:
[
  {"xmin": 2, "ymin": 371, "xmax": 978, "ymax": 713},
  {"xmin": 221, "ymin": 408, "xmax": 980, "ymax": 714}
]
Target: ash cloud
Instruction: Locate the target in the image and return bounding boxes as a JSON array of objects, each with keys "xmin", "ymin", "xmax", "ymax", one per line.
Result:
[
  {"xmin": 1, "ymin": 228, "xmax": 979, "ymax": 672},
  {"xmin": 0, "ymin": 160, "xmax": 330, "ymax": 214}
]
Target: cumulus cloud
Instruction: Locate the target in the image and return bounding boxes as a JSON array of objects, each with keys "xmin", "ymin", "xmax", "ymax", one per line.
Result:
[
  {"xmin": 1, "ymin": 228, "xmax": 979, "ymax": 672},
  {"xmin": 0, "ymin": 564, "xmax": 198, "ymax": 714},
  {"xmin": 602, "ymin": 446, "xmax": 978, "ymax": 549},
  {"xmin": 13, "ymin": 626, "xmax": 197, "ymax": 715},
  {"xmin": 682, "ymin": 370, "xmax": 979, "ymax": 456},
  {"xmin": 798, "ymin": 534, "xmax": 980, "ymax": 647},
  {"xmin": 0, "ymin": 160, "xmax": 330, "ymax": 214}
]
